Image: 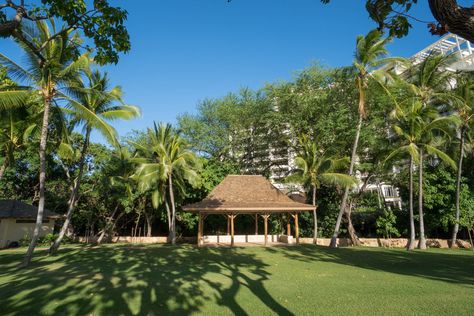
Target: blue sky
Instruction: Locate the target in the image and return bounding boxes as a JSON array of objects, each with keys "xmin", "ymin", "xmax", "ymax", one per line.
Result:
[{"xmin": 1, "ymin": 0, "xmax": 464, "ymax": 143}]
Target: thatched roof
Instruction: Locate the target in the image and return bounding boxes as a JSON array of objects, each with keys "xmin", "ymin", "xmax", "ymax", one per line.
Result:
[
  {"xmin": 0, "ymin": 200, "xmax": 60, "ymax": 219},
  {"xmin": 182, "ymin": 175, "xmax": 315, "ymax": 213}
]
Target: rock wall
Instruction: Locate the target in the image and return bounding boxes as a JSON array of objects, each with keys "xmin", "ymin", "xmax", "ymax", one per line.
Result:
[{"xmin": 76, "ymin": 235, "xmax": 472, "ymax": 248}]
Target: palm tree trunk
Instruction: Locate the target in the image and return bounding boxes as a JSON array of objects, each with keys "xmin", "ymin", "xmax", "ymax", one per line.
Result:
[
  {"xmin": 0, "ymin": 157, "xmax": 8, "ymax": 181},
  {"xmin": 144, "ymin": 210, "xmax": 152, "ymax": 237},
  {"xmin": 418, "ymin": 149, "xmax": 427, "ymax": 249},
  {"xmin": 134, "ymin": 211, "xmax": 141, "ymax": 237},
  {"xmin": 161, "ymin": 186, "xmax": 171, "ymax": 235},
  {"xmin": 346, "ymin": 202, "xmax": 360, "ymax": 246},
  {"xmin": 312, "ymin": 186, "xmax": 318, "ymax": 244},
  {"xmin": 49, "ymin": 128, "xmax": 91, "ymax": 254},
  {"xmin": 330, "ymin": 114, "xmax": 362, "ymax": 248},
  {"xmin": 451, "ymin": 127, "xmax": 465, "ymax": 247},
  {"xmin": 21, "ymin": 94, "xmax": 51, "ymax": 267},
  {"xmin": 97, "ymin": 204, "xmax": 119, "ymax": 244},
  {"xmin": 168, "ymin": 173, "xmax": 176, "ymax": 245},
  {"xmin": 407, "ymin": 156, "xmax": 416, "ymax": 251},
  {"xmin": 468, "ymin": 227, "xmax": 474, "ymax": 251},
  {"xmin": 165, "ymin": 199, "xmax": 172, "ymax": 232}
]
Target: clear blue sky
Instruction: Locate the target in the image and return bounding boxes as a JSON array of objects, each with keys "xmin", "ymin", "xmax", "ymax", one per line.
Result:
[{"xmin": 2, "ymin": 0, "xmax": 464, "ymax": 143}]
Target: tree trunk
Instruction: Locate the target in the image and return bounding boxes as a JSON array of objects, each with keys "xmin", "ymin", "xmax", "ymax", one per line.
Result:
[
  {"xmin": 468, "ymin": 228, "xmax": 474, "ymax": 251},
  {"xmin": 168, "ymin": 173, "xmax": 176, "ymax": 245},
  {"xmin": 418, "ymin": 149, "xmax": 427, "ymax": 250},
  {"xmin": 407, "ymin": 156, "xmax": 416, "ymax": 251},
  {"xmin": 451, "ymin": 128, "xmax": 465, "ymax": 247},
  {"xmin": 0, "ymin": 7, "xmax": 23, "ymax": 37},
  {"xmin": 312, "ymin": 186, "xmax": 318, "ymax": 244},
  {"xmin": 346, "ymin": 201, "xmax": 360, "ymax": 246},
  {"xmin": 0, "ymin": 157, "xmax": 8, "ymax": 181},
  {"xmin": 97, "ymin": 205, "xmax": 120, "ymax": 244},
  {"xmin": 428, "ymin": 0, "xmax": 474, "ymax": 42},
  {"xmin": 144, "ymin": 210, "xmax": 152, "ymax": 237},
  {"xmin": 21, "ymin": 93, "xmax": 51, "ymax": 267},
  {"xmin": 330, "ymin": 114, "xmax": 362, "ymax": 248},
  {"xmin": 134, "ymin": 211, "xmax": 141, "ymax": 238},
  {"xmin": 49, "ymin": 128, "xmax": 91, "ymax": 255}
]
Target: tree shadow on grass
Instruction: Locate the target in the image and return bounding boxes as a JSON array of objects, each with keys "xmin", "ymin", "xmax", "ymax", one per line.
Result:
[
  {"xmin": 266, "ymin": 245, "xmax": 474, "ymax": 287},
  {"xmin": 0, "ymin": 245, "xmax": 293, "ymax": 315}
]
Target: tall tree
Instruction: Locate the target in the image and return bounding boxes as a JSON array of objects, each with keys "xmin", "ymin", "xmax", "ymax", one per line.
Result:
[
  {"xmin": 386, "ymin": 100, "xmax": 458, "ymax": 250},
  {"xmin": 451, "ymin": 74, "xmax": 474, "ymax": 246},
  {"xmin": 288, "ymin": 134, "xmax": 355, "ymax": 243},
  {"xmin": 401, "ymin": 53, "xmax": 459, "ymax": 249},
  {"xmin": 330, "ymin": 30, "xmax": 393, "ymax": 248},
  {"xmin": 0, "ymin": 20, "xmax": 87, "ymax": 267},
  {"xmin": 133, "ymin": 123, "xmax": 200, "ymax": 244},
  {"xmin": 49, "ymin": 67, "xmax": 140, "ymax": 254}
]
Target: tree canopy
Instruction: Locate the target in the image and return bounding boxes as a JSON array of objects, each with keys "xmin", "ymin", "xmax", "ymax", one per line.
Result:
[{"xmin": 0, "ymin": 0, "xmax": 130, "ymax": 64}]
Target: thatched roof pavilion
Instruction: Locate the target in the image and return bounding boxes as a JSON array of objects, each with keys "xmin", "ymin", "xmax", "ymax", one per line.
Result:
[{"xmin": 182, "ymin": 175, "xmax": 315, "ymax": 246}]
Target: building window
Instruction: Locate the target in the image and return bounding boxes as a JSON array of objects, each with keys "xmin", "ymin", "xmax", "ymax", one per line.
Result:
[{"xmin": 15, "ymin": 219, "xmax": 50, "ymax": 224}]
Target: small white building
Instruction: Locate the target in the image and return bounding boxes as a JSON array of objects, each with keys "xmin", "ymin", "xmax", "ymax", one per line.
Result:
[{"xmin": 0, "ymin": 200, "xmax": 59, "ymax": 248}]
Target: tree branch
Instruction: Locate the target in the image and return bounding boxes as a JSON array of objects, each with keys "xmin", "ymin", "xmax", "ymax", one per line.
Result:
[{"xmin": 428, "ymin": 0, "xmax": 474, "ymax": 42}]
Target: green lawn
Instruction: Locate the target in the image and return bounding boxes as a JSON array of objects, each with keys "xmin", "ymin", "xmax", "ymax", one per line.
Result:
[{"xmin": 1, "ymin": 244, "xmax": 473, "ymax": 315}]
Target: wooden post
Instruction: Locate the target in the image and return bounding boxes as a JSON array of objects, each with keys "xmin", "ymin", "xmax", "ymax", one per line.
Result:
[
  {"xmin": 227, "ymin": 216, "xmax": 230, "ymax": 235},
  {"xmin": 261, "ymin": 214, "xmax": 270, "ymax": 246},
  {"xmin": 287, "ymin": 220, "xmax": 291, "ymax": 236},
  {"xmin": 294, "ymin": 213, "xmax": 299, "ymax": 245},
  {"xmin": 255, "ymin": 214, "xmax": 258, "ymax": 235},
  {"xmin": 230, "ymin": 214, "xmax": 235, "ymax": 246},
  {"xmin": 197, "ymin": 212, "xmax": 202, "ymax": 247}
]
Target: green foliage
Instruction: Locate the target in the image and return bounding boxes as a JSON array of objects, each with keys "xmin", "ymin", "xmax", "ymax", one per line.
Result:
[
  {"xmin": 321, "ymin": 1, "xmax": 418, "ymax": 38},
  {"xmin": 376, "ymin": 209, "xmax": 400, "ymax": 239},
  {"xmin": 0, "ymin": 0, "xmax": 130, "ymax": 64}
]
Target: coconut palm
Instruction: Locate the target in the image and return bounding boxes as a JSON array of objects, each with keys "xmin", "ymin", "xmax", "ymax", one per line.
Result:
[
  {"xmin": 0, "ymin": 20, "xmax": 88, "ymax": 267},
  {"xmin": 97, "ymin": 145, "xmax": 137, "ymax": 245},
  {"xmin": 0, "ymin": 80, "xmax": 29, "ymax": 111},
  {"xmin": 386, "ymin": 100, "xmax": 458, "ymax": 250},
  {"xmin": 451, "ymin": 74, "xmax": 474, "ymax": 246},
  {"xmin": 49, "ymin": 67, "xmax": 140, "ymax": 254},
  {"xmin": 133, "ymin": 122, "xmax": 200, "ymax": 244},
  {"xmin": 330, "ymin": 30, "xmax": 395, "ymax": 248},
  {"xmin": 399, "ymin": 53, "xmax": 458, "ymax": 249},
  {"xmin": 288, "ymin": 135, "xmax": 355, "ymax": 244}
]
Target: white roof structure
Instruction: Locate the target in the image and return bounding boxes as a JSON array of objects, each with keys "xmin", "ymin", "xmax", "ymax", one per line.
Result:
[{"xmin": 411, "ymin": 34, "xmax": 474, "ymax": 71}]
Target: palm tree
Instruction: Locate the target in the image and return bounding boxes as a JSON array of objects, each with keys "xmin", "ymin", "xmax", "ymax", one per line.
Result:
[
  {"xmin": 0, "ymin": 68, "xmax": 30, "ymax": 111},
  {"xmin": 288, "ymin": 135, "xmax": 355, "ymax": 244},
  {"xmin": 451, "ymin": 74, "xmax": 474, "ymax": 246},
  {"xmin": 0, "ymin": 20, "xmax": 88, "ymax": 267},
  {"xmin": 400, "ymin": 53, "xmax": 459, "ymax": 249},
  {"xmin": 330, "ymin": 30, "xmax": 394, "ymax": 248},
  {"xmin": 49, "ymin": 67, "xmax": 140, "ymax": 254},
  {"xmin": 133, "ymin": 122, "xmax": 200, "ymax": 244},
  {"xmin": 97, "ymin": 145, "xmax": 137, "ymax": 245},
  {"xmin": 386, "ymin": 100, "xmax": 458, "ymax": 250}
]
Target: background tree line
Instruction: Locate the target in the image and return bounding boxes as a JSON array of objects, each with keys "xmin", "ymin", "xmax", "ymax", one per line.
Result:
[{"xmin": 2, "ymin": 21, "xmax": 474, "ymax": 269}]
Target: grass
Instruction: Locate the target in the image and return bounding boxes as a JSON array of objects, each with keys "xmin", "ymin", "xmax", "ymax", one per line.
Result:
[{"xmin": 0, "ymin": 244, "xmax": 473, "ymax": 315}]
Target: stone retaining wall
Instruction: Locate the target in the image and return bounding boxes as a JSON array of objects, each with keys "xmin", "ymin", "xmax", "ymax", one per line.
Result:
[
  {"xmin": 301, "ymin": 237, "xmax": 472, "ymax": 248},
  {"xmin": 76, "ymin": 235, "xmax": 472, "ymax": 248},
  {"xmin": 76, "ymin": 236, "xmax": 196, "ymax": 244}
]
